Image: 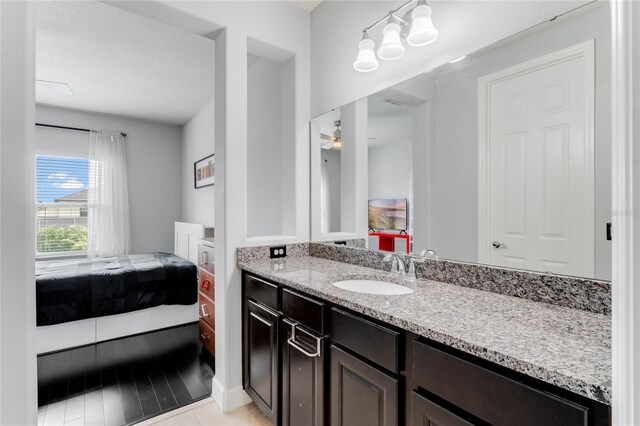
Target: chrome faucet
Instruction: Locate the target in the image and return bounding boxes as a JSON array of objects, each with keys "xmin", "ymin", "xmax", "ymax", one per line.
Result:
[
  {"xmin": 406, "ymin": 256, "xmax": 425, "ymax": 280},
  {"xmin": 383, "ymin": 253, "xmax": 406, "ymax": 276}
]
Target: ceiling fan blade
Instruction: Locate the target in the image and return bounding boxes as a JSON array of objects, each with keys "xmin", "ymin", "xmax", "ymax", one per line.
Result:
[
  {"xmin": 320, "ymin": 133, "xmax": 333, "ymax": 141},
  {"xmin": 321, "ymin": 140, "xmax": 334, "ymax": 150}
]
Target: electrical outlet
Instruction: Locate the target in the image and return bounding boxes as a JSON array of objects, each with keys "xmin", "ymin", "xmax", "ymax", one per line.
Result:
[{"xmin": 270, "ymin": 245, "xmax": 287, "ymax": 259}]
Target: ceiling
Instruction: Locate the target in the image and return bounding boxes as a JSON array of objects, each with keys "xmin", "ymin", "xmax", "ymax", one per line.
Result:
[
  {"xmin": 287, "ymin": 0, "xmax": 323, "ymax": 12},
  {"xmin": 36, "ymin": 1, "xmax": 215, "ymax": 126}
]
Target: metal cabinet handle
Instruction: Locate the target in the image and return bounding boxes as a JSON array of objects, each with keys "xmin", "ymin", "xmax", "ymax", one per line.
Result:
[
  {"xmin": 492, "ymin": 241, "xmax": 507, "ymax": 249},
  {"xmin": 201, "ymin": 279, "xmax": 211, "ymax": 291},
  {"xmin": 200, "ymin": 332, "xmax": 209, "ymax": 341},
  {"xmin": 201, "ymin": 304, "xmax": 209, "ymax": 318},
  {"xmin": 286, "ymin": 322, "xmax": 321, "ymax": 358}
]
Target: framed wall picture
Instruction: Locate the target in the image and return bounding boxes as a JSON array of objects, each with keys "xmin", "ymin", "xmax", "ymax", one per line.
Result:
[{"xmin": 194, "ymin": 154, "xmax": 215, "ymax": 189}]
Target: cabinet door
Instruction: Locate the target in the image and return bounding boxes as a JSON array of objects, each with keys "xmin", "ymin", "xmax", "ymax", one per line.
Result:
[
  {"xmin": 282, "ymin": 319, "xmax": 325, "ymax": 426},
  {"xmin": 412, "ymin": 392, "xmax": 472, "ymax": 426},
  {"xmin": 244, "ymin": 299, "xmax": 280, "ymax": 424},
  {"xmin": 331, "ymin": 345, "xmax": 398, "ymax": 426}
]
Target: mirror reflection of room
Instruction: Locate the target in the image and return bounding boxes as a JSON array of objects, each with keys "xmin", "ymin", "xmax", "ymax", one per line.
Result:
[{"xmin": 314, "ymin": 1, "xmax": 611, "ymax": 281}]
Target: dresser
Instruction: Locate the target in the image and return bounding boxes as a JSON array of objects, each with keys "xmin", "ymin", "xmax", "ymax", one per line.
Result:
[{"xmin": 198, "ymin": 239, "xmax": 215, "ymax": 358}]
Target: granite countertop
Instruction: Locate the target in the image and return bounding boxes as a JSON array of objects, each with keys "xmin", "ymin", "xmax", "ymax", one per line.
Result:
[{"xmin": 238, "ymin": 256, "xmax": 611, "ymax": 405}]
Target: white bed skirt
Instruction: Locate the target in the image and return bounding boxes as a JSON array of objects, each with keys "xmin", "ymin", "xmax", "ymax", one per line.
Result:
[{"xmin": 36, "ymin": 303, "xmax": 199, "ymax": 354}]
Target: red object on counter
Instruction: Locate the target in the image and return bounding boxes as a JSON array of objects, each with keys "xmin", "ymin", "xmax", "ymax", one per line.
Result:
[{"xmin": 369, "ymin": 232, "xmax": 411, "ymax": 253}]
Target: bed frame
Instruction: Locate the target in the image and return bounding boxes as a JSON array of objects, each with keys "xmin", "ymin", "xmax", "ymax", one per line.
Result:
[{"xmin": 36, "ymin": 221, "xmax": 209, "ymax": 354}]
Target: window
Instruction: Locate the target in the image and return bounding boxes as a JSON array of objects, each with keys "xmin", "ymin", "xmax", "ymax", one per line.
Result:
[{"xmin": 36, "ymin": 155, "xmax": 89, "ymax": 256}]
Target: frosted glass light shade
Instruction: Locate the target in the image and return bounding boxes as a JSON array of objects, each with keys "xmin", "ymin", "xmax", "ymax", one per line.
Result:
[
  {"xmin": 377, "ymin": 22, "xmax": 405, "ymax": 61},
  {"xmin": 407, "ymin": 4, "xmax": 439, "ymax": 47},
  {"xmin": 353, "ymin": 38, "xmax": 379, "ymax": 72}
]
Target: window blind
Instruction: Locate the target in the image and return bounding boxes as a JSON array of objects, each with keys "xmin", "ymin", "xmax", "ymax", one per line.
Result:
[{"xmin": 36, "ymin": 155, "xmax": 89, "ymax": 254}]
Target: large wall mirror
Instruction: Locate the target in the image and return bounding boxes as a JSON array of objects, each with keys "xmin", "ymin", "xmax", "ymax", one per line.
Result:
[{"xmin": 310, "ymin": 1, "xmax": 611, "ymax": 281}]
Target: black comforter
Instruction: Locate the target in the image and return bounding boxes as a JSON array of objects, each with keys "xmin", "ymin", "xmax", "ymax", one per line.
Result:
[{"xmin": 36, "ymin": 252, "xmax": 197, "ymax": 326}]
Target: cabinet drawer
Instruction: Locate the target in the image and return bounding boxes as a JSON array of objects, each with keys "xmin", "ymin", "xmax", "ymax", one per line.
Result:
[
  {"xmin": 199, "ymin": 294, "xmax": 215, "ymax": 329},
  {"xmin": 199, "ymin": 319, "xmax": 215, "ymax": 356},
  {"xmin": 330, "ymin": 308, "xmax": 400, "ymax": 373},
  {"xmin": 412, "ymin": 340, "xmax": 589, "ymax": 426},
  {"xmin": 199, "ymin": 268, "xmax": 215, "ymax": 300},
  {"xmin": 245, "ymin": 274, "xmax": 279, "ymax": 310},
  {"xmin": 282, "ymin": 288, "xmax": 325, "ymax": 334},
  {"xmin": 412, "ymin": 392, "xmax": 472, "ymax": 426}
]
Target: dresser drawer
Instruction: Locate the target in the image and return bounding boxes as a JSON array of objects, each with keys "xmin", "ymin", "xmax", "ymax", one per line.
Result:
[
  {"xmin": 282, "ymin": 288, "xmax": 325, "ymax": 334},
  {"xmin": 412, "ymin": 340, "xmax": 589, "ymax": 426},
  {"xmin": 245, "ymin": 274, "xmax": 279, "ymax": 310},
  {"xmin": 198, "ymin": 268, "xmax": 215, "ymax": 300},
  {"xmin": 330, "ymin": 308, "xmax": 400, "ymax": 373},
  {"xmin": 199, "ymin": 294, "xmax": 215, "ymax": 329},
  {"xmin": 199, "ymin": 319, "xmax": 215, "ymax": 356},
  {"xmin": 198, "ymin": 243, "xmax": 215, "ymax": 274}
]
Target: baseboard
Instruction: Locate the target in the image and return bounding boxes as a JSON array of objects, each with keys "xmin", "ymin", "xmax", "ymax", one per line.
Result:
[{"xmin": 212, "ymin": 376, "xmax": 252, "ymax": 413}]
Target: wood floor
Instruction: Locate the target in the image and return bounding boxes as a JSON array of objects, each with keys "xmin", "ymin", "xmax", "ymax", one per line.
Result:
[{"xmin": 37, "ymin": 323, "xmax": 214, "ymax": 426}]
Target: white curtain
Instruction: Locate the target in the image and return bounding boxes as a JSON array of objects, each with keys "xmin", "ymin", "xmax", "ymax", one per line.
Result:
[
  {"xmin": 88, "ymin": 131, "xmax": 131, "ymax": 257},
  {"xmin": 320, "ymin": 159, "xmax": 330, "ymax": 233}
]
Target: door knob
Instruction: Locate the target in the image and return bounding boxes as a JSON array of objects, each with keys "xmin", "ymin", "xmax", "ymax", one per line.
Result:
[{"xmin": 492, "ymin": 241, "xmax": 506, "ymax": 249}]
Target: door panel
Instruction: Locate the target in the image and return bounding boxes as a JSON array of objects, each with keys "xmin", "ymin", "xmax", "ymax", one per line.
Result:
[
  {"xmin": 245, "ymin": 300, "xmax": 280, "ymax": 423},
  {"xmin": 282, "ymin": 320, "xmax": 325, "ymax": 426},
  {"xmin": 482, "ymin": 42, "xmax": 594, "ymax": 277},
  {"xmin": 330, "ymin": 345, "xmax": 398, "ymax": 426}
]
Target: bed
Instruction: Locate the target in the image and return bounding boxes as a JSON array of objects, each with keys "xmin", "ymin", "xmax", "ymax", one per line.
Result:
[
  {"xmin": 36, "ymin": 253, "xmax": 197, "ymax": 326},
  {"xmin": 35, "ymin": 222, "xmax": 210, "ymax": 354}
]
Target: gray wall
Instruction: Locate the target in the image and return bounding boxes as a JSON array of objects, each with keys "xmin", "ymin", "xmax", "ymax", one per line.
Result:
[
  {"xmin": 35, "ymin": 105, "xmax": 182, "ymax": 253},
  {"xmin": 181, "ymin": 99, "xmax": 215, "ymax": 227}
]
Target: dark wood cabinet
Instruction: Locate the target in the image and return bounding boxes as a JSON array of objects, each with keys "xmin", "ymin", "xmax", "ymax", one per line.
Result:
[
  {"xmin": 411, "ymin": 392, "xmax": 472, "ymax": 426},
  {"xmin": 241, "ymin": 271, "xmax": 610, "ymax": 426},
  {"xmin": 330, "ymin": 345, "xmax": 398, "ymax": 426},
  {"xmin": 245, "ymin": 299, "xmax": 281, "ymax": 424},
  {"xmin": 281, "ymin": 319, "xmax": 326, "ymax": 426}
]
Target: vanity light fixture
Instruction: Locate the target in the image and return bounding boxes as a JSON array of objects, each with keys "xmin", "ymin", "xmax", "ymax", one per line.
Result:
[
  {"xmin": 353, "ymin": 0, "xmax": 439, "ymax": 72},
  {"xmin": 407, "ymin": 0, "xmax": 439, "ymax": 47},
  {"xmin": 353, "ymin": 31, "xmax": 380, "ymax": 72},
  {"xmin": 378, "ymin": 14, "xmax": 405, "ymax": 60}
]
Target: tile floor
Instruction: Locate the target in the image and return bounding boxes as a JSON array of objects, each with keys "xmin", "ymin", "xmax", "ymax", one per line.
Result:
[{"xmin": 139, "ymin": 400, "xmax": 270, "ymax": 426}]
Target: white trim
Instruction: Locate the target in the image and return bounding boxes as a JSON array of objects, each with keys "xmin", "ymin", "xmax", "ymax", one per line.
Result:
[
  {"xmin": 477, "ymin": 40, "xmax": 596, "ymax": 269},
  {"xmin": 211, "ymin": 377, "xmax": 252, "ymax": 413},
  {"xmin": 611, "ymin": 1, "xmax": 640, "ymax": 423}
]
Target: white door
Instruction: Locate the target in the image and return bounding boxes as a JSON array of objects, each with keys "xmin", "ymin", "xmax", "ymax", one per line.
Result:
[{"xmin": 478, "ymin": 41, "xmax": 595, "ymax": 277}]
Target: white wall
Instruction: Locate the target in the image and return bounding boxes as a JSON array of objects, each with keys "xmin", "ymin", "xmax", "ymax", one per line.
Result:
[
  {"xmin": 321, "ymin": 148, "xmax": 341, "ymax": 232},
  {"xmin": 310, "ymin": 1, "xmax": 588, "ymax": 116},
  {"xmin": 368, "ymin": 139, "xmax": 413, "ymax": 206},
  {"xmin": 181, "ymin": 99, "xmax": 215, "ymax": 227},
  {"xmin": 247, "ymin": 56, "xmax": 283, "ymax": 236},
  {"xmin": 36, "ymin": 105, "xmax": 183, "ymax": 254},
  {"xmin": 0, "ymin": 2, "xmax": 38, "ymax": 425},
  {"xmin": 107, "ymin": 1, "xmax": 311, "ymax": 412}
]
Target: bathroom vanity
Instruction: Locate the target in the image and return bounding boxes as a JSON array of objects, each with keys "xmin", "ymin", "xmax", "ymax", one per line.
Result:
[{"xmin": 238, "ymin": 250, "xmax": 610, "ymax": 426}]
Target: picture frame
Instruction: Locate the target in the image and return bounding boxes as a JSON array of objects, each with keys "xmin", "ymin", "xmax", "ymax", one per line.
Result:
[{"xmin": 194, "ymin": 154, "xmax": 215, "ymax": 189}]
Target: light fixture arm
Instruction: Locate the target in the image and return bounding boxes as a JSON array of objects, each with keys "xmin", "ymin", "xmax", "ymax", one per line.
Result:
[{"xmin": 362, "ymin": 0, "xmax": 421, "ymax": 33}]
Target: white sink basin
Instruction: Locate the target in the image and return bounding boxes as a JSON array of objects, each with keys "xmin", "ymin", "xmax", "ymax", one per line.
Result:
[{"xmin": 332, "ymin": 279, "xmax": 414, "ymax": 295}]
